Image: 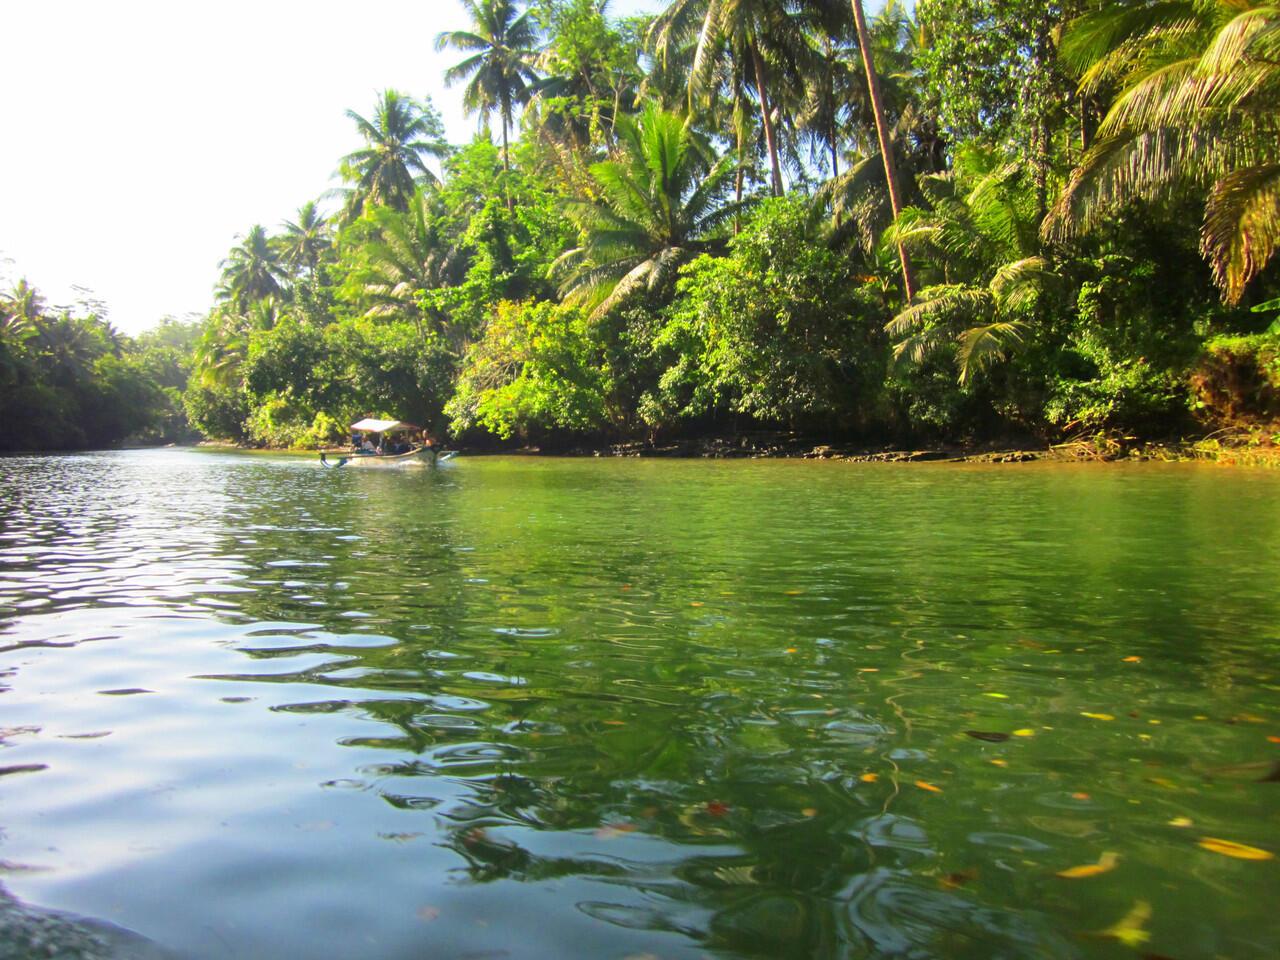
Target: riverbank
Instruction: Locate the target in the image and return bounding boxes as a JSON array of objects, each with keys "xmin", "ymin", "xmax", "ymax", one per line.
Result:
[
  {"xmin": 494, "ymin": 427, "xmax": 1280, "ymax": 467},
  {"xmin": 203, "ymin": 425, "xmax": 1280, "ymax": 467}
]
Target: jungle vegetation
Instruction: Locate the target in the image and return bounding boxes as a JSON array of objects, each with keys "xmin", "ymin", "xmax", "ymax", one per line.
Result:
[{"xmin": 5, "ymin": 0, "xmax": 1279, "ymax": 453}]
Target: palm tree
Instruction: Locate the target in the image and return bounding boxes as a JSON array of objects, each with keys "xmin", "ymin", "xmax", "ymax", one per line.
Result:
[
  {"xmin": 279, "ymin": 202, "xmax": 332, "ymax": 279},
  {"xmin": 885, "ymin": 154, "xmax": 1053, "ymax": 382},
  {"xmin": 192, "ymin": 308, "xmax": 251, "ymax": 390},
  {"xmin": 34, "ymin": 313, "xmax": 105, "ymax": 387},
  {"xmin": 338, "ymin": 91, "xmax": 450, "ymax": 221},
  {"xmin": 217, "ymin": 226, "xmax": 287, "ymax": 312},
  {"xmin": 1048, "ymin": 0, "xmax": 1280, "ymax": 304},
  {"xmin": 435, "ymin": 0, "xmax": 542, "ymax": 178},
  {"xmin": 1, "ymin": 279, "xmax": 46, "ymax": 340},
  {"xmin": 851, "ymin": 0, "xmax": 915, "ymax": 300},
  {"xmin": 555, "ymin": 104, "xmax": 741, "ymax": 317},
  {"xmin": 348, "ymin": 189, "xmax": 467, "ymax": 351},
  {"xmin": 649, "ymin": 0, "xmax": 817, "ymax": 197}
]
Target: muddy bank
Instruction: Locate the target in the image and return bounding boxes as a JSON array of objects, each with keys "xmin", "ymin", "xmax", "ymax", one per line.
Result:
[{"xmin": 496, "ymin": 430, "xmax": 1280, "ymax": 465}]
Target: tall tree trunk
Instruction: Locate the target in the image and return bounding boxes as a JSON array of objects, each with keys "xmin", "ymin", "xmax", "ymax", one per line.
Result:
[
  {"xmin": 735, "ymin": 119, "xmax": 746, "ymax": 235},
  {"xmin": 748, "ymin": 40, "xmax": 784, "ymax": 197},
  {"xmin": 500, "ymin": 113, "xmax": 513, "ymax": 213},
  {"xmin": 851, "ymin": 0, "xmax": 915, "ymax": 301}
]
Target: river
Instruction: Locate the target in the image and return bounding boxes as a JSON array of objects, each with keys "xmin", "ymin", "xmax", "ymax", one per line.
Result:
[{"xmin": 1, "ymin": 448, "xmax": 1276, "ymax": 959}]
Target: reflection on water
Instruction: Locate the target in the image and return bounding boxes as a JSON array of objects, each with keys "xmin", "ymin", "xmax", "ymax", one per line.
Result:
[{"xmin": 0, "ymin": 448, "xmax": 1277, "ymax": 959}]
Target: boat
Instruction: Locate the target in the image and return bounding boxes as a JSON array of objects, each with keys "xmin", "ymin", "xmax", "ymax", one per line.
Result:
[{"xmin": 319, "ymin": 418, "xmax": 454, "ymax": 468}]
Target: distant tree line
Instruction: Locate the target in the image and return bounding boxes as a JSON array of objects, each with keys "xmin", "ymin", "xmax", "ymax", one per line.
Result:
[
  {"xmin": 0, "ymin": 278, "xmax": 198, "ymax": 451},
  {"xmin": 8, "ymin": 0, "xmax": 1279, "ymax": 453}
]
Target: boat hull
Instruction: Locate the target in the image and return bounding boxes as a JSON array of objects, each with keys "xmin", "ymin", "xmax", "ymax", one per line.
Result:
[{"xmin": 321, "ymin": 447, "xmax": 450, "ymax": 468}]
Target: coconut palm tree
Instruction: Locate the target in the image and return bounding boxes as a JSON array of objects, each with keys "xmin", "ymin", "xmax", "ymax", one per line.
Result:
[
  {"xmin": 885, "ymin": 153, "xmax": 1053, "ymax": 382},
  {"xmin": 337, "ymin": 90, "xmax": 450, "ymax": 221},
  {"xmin": 851, "ymin": 0, "xmax": 916, "ymax": 300},
  {"xmin": 348, "ymin": 189, "xmax": 468, "ymax": 351},
  {"xmin": 649, "ymin": 0, "xmax": 818, "ymax": 197},
  {"xmin": 435, "ymin": 0, "xmax": 542, "ymax": 177},
  {"xmin": 1048, "ymin": 0, "xmax": 1280, "ymax": 304},
  {"xmin": 217, "ymin": 226, "xmax": 288, "ymax": 313},
  {"xmin": 279, "ymin": 202, "xmax": 332, "ymax": 279},
  {"xmin": 555, "ymin": 104, "xmax": 741, "ymax": 317}
]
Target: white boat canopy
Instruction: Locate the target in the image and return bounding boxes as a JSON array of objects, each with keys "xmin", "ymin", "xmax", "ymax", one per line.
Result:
[{"xmin": 349, "ymin": 418, "xmax": 420, "ymax": 433}]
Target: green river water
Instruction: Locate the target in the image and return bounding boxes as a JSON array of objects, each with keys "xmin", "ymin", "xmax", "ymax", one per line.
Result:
[{"xmin": 0, "ymin": 448, "xmax": 1276, "ymax": 960}]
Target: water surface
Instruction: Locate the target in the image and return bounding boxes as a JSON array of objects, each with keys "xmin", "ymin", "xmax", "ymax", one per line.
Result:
[{"xmin": 1, "ymin": 449, "xmax": 1277, "ymax": 959}]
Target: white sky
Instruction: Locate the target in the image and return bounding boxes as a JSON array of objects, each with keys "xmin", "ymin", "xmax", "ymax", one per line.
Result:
[{"xmin": 0, "ymin": 0, "xmax": 662, "ymax": 335}]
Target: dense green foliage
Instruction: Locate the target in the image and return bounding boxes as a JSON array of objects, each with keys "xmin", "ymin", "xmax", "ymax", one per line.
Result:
[
  {"xmin": 0, "ymin": 281, "xmax": 198, "ymax": 451},
  {"xmin": 9, "ymin": 0, "xmax": 1279, "ymax": 453}
]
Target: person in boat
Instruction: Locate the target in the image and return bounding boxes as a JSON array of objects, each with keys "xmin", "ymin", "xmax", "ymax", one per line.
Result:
[{"xmin": 359, "ymin": 436, "xmax": 376, "ymax": 453}]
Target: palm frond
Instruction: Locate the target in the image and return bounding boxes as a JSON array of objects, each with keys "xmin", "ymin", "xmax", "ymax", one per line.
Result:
[
  {"xmin": 1201, "ymin": 162, "xmax": 1280, "ymax": 302},
  {"xmin": 886, "ymin": 285, "xmax": 993, "ymax": 337},
  {"xmin": 956, "ymin": 320, "xmax": 1029, "ymax": 383}
]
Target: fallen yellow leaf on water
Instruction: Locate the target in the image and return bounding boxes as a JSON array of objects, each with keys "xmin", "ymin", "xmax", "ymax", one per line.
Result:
[
  {"xmin": 1013, "ymin": 728, "xmax": 1035, "ymax": 736},
  {"xmin": 801, "ymin": 807, "xmax": 818, "ymax": 817},
  {"xmin": 915, "ymin": 781, "xmax": 942, "ymax": 793},
  {"xmin": 1198, "ymin": 837, "xmax": 1274, "ymax": 860},
  {"xmin": 858, "ymin": 668, "xmax": 879, "ymax": 673},
  {"xmin": 1147, "ymin": 777, "xmax": 1177, "ymax": 789},
  {"xmin": 991, "ymin": 759, "xmax": 1008, "ymax": 766},
  {"xmin": 1056, "ymin": 850, "xmax": 1119, "ymax": 878},
  {"xmin": 1168, "ymin": 816, "xmax": 1193, "ymax": 827},
  {"xmin": 1122, "ymin": 656, "xmax": 1142, "ymax": 662},
  {"xmin": 784, "ymin": 589, "xmax": 804, "ymax": 595},
  {"xmin": 1081, "ymin": 712, "xmax": 1114, "ymax": 721},
  {"xmin": 603, "ymin": 720, "xmax": 627, "ymax": 726},
  {"xmin": 860, "ymin": 773, "xmax": 879, "ymax": 782},
  {"xmin": 1090, "ymin": 900, "xmax": 1151, "ymax": 947},
  {"xmin": 984, "ymin": 693, "xmax": 1009, "ymax": 698}
]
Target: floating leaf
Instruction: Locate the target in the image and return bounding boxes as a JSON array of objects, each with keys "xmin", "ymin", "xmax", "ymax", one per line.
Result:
[
  {"xmin": 1268, "ymin": 735, "xmax": 1280, "ymax": 743},
  {"xmin": 1168, "ymin": 817, "xmax": 1193, "ymax": 828},
  {"xmin": 1056, "ymin": 850, "xmax": 1119, "ymax": 878},
  {"xmin": 1072, "ymin": 792, "xmax": 1091, "ymax": 800},
  {"xmin": 1146, "ymin": 777, "xmax": 1177, "ymax": 790},
  {"xmin": 1123, "ymin": 656, "xmax": 1142, "ymax": 662},
  {"xmin": 784, "ymin": 589, "xmax": 804, "ymax": 595},
  {"xmin": 940, "ymin": 869, "xmax": 978, "ymax": 889},
  {"xmin": 1197, "ymin": 837, "xmax": 1274, "ymax": 860},
  {"xmin": 984, "ymin": 693, "xmax": 1009, "ymax": 699},
  {"xmin": 990, "ymin": 759, "xmax": 1008, "ymax": 766},
  {"xmin": 1013, "ymin": 728, "xmax": 1035, "ymax": 737},
  {"xmin": 801, "ymin": 808, "xmax": 818, "ymax": 817},
  {"xmin": 1081, "ymin": 712, "xmax": 1114, "ymax": 721},
  {"xmin": 965, "ymin": 731, "xmax": 1010, "ymax": 742},
  {"xmin": 860, "ymin": 773, "xmax": 879, "ymax": 783},
  {"xmin": 915, "ymin": 781, "xmax": 942, "ymax": 793},
  {"xmin": 1090, "ymin": 900, "xmax": 1151, "ymax": 947}
]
